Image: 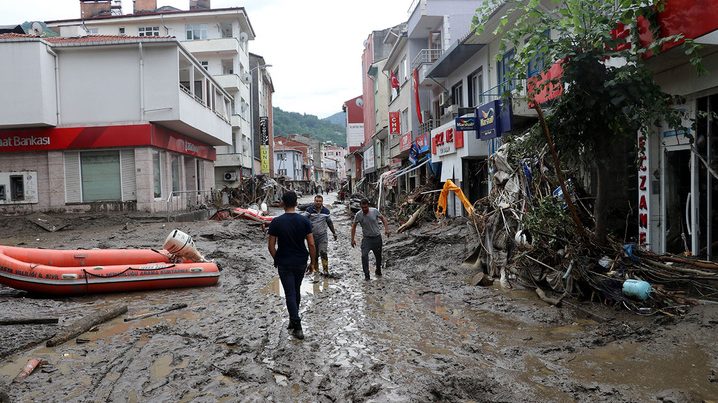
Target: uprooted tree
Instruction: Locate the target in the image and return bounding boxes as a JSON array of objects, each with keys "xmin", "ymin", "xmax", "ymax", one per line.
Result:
[{"xmin": 473, "ymin": 0, "xmax": 702, "ymax": 244}]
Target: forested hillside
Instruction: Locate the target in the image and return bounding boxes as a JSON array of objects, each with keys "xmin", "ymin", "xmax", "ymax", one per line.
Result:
[{"xmin": 273, "ymin": 107, "xmax": 345, "ymax": 146}]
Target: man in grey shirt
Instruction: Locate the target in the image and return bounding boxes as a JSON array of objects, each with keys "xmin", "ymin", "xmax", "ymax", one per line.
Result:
[{"xmin": 351, "ymin": 199, "xmax": 390, "ymax": 281}]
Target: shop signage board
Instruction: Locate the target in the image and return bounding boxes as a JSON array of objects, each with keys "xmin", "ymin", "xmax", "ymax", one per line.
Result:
[
  {"xmin": 0, "ymin": 125, "xmax": 216, "ymax": 160},
  {"xmin": 259, "ymin": 116, "xmax": 270, "ymax": 173},
  {"xmin": 637, "ymin": 132, "xmax": 650, "ymax": 248},
  {"xmin": 389, "ymin": 111, "xmax": 401, "ymax": 135},
  {"xmin": 399, "ymin": 132, "xmax": 413, "ymax": 152},
  {"xmin": 260, "ymin": 145, "xmax": 270, "ymax": 174},
  {"xmin": 433, "ymin": 128, "xmax": 459, "ymax": 157},
  {"xmin": 477, "ymin": 99, "xmax": 512, "ymax": 141},
  {"xmin": 363, "ymin": 145, "xmax": 375, "ymax": 171},
  {"xmin": 415, "ymin": 132, "xmax": 429, "ymax": 153},
  {"xmin": 455, "ymin": 116, "xmax": 477, "ymax": 132}
]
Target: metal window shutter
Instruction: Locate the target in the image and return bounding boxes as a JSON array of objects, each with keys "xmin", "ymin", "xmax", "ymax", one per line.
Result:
[
  {"xmin": 121, "ymin": 149, "xmax": 136, "ymax": 201},
  {"xmin": 64, "ymin": 152, "xmax": 82, "ymax": 203}
]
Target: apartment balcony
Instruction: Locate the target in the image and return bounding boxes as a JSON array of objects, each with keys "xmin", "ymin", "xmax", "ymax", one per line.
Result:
[
  {"xmin": 215, "ymin": 153, "xmax": 242, "ymax": 167},
  {"xmin": 215, "ymin": 74, "xmax": 241, "ymax": 92},
  {"xmin": 407, "ymin": 0, "xmax": 443, "ymax": 38},
  {"xmin": 156, "ymin": 89, "xmax": 232, "ymax": 146},
  {"xmin": 182, "ymin": 38, "xmax": 240, "ymax": 56}
]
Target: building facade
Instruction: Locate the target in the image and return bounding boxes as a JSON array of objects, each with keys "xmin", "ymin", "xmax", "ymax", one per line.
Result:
[
  {"xmin": 45, "ymin": 0, "xmax": 257, "ymax": 188},
  {"xmin": 0, "ymin": 34, "xmax": 231, "ymax": 213}
]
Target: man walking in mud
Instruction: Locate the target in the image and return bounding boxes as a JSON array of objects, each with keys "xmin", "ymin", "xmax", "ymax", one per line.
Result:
[
  {"xmin": 303, "ymin": 195, "xmax": 338, "ymax": 279},
  {"xmin": 351, "ymin": 199, "xmax": 390, "ymax": 281},
  {"xmin": 268, "ymin": 191, "xmax": 316, "ymax": 340}
]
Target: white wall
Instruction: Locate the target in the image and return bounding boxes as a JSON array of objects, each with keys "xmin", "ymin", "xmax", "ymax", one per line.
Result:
[
  {"xmin": 59, "ymin": 47, "xmax": 142, "ymax": 125},
  {"xmin": 0, "ymin": 41, "xmax": 57, "ymax": 128}
]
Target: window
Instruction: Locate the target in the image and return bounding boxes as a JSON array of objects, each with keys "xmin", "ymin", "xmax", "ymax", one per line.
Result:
[
  {"xmin": 468, "ymin": 68, "xmax": 484, "ymax": 107},
  {"xmin": 185, "ymin": 24, "xmax": 208, "ymax": 40},
  {"xmin": 138, "ymin": 26, "xmax": 160, "ymax": 37},
  {"xmin": 399, "ymin": 57, "xmax": 408, "ymax": 84},
  {"xmin": 278, "ymin": 169, "xmax": 287, "ymax": 176},
  {"xmin": 0, "ymin": 185, "xmax": 5, "ymax": 201},
  {"xmin": 119, "ymin": 27, "xmax": 125, "ymax": 35},
  {"xmin": 200, "ymin": 61, "xmax": 209, "ymax": 70},
  {"xmin": 451, "ymin": 81, "xmax": 464, "ymax": 107},
  {"xmin": 400, "ymin": 109, "xmax": 409, "ymax": 133},
  {"xmin": 80, "ymin": 151, "xmax": 121, "ymax": 202},
  {"xmin": 152, "ymin": 150, "xmax": 162, "ymax": 198},
  {"xmin": 497, "ymin": 49, "xmax": 516, "ymax": 95},
  {"xmin": 278, "ymin": 152, "xmax": 286, "ymax": 161},
  {"xmin": 171, "ymin": 155, "xmax": 180, "ymax": 193}
]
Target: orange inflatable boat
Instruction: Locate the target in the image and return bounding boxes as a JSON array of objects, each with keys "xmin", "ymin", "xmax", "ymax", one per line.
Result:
[
  {"xmin": 233, "ymin": 207, "xmax": 274, "ymax": 224},
  {"xmin": 0, "ymin": 245, "xmax": 220, "ymax": 296}
]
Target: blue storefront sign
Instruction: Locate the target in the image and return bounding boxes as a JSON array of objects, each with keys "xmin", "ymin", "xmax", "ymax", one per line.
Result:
[
  {"xmin": 477, "ymin": 99, "xmax": 512, "ymax": 140},
  {"xmin": 455, "ymin": 116, "xmax": 477, "ymax": 131}
]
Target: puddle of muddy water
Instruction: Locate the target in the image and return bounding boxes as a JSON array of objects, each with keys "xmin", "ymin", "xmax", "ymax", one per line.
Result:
[
  {"xmin": 261, "ymin": 276, "xmax": 331, "ymax": 298},
  {"xmin": 565, "ymin": 340, "xmax": 718, "ymax": 399}
]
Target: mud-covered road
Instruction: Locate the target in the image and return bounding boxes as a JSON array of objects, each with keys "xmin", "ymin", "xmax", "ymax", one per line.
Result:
[{"xmin": 1, "ymin": 194, "xmax": 717, "ymax": 402}]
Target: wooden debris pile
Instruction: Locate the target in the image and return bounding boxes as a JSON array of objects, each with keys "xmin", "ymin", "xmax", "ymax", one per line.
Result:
[{"xmin": 466, "ymin": 135, "xmax": 718, "ymax": 315}]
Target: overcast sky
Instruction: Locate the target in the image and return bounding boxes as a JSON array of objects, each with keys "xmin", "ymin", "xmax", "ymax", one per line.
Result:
[{"xmin": 1, "ymin": 0, "xmax": 412, "ymax": 118}]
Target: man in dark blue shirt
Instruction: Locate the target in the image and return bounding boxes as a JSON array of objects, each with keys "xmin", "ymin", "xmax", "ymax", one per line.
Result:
[{"xmin": 268, "ymin": 191, "xmax": 316, "ymax": 340}]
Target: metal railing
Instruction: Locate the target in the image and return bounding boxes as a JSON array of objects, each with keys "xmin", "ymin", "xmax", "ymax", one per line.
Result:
[
  {"xmin": 418, "ymin": 119, "xmax": 439, "ymax": 134},
  {"xmin": 165, "ymin": 189, "xmax": 217, "ymax": 222},
  {"xmin": 478, "ymin": 78, "xmax": 529, "ymax": 104},
  {"xmin": 411, "ymin": 48, "xmax": 442, "ymax": 69}
]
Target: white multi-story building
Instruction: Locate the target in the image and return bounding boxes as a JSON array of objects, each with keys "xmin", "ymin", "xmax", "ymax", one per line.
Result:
[
  {"xmin": 0, "ymin": 33, "xmax": 232, "ymax": 213},
  {"xmin": 46, "ymin": 0, "xmax": 256, "ymax": 187}
]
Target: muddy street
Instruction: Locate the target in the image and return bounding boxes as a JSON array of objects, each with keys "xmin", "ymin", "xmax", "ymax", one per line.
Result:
[{"xmin": 1, "ymin": 195, "xmax": 717, "ymax": 402}]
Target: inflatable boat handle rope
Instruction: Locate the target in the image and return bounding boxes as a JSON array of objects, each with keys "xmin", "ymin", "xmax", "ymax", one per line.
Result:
[{"xmin": 82, "ymin": 264, "xmax": 177, "ymax": 280}]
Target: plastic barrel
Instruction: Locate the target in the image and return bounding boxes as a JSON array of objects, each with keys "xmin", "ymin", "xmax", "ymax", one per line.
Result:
[{"xmin": 622, "ymin": 279, "xmax": 652, "ymax": 301}]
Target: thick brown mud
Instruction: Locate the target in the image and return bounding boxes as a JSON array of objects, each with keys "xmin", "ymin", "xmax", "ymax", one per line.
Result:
[{"xmin": 0, "ymin": 195, "xmax": 717, "ymax": 402}]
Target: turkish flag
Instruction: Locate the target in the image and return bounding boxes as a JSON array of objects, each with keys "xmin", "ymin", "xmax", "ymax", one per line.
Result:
[{"xmin": 390, "ymin": 70, "xmax": 400, "ymax": 89}]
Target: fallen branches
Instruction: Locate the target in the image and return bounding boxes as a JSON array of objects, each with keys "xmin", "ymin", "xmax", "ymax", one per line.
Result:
[
  {"xmin": 124, "ymin": 303, "xmax": 188, "ymax": 322},
  {"xmin": 46, "ymin": 305, "xmax": 127, "ymax": 347},
  {"xmin": 0, "ymin": 317, "xmax": 58, "ymax": 326},
  {"xmin": 398, "ymin": 205, "xmax": 427, "ymax": 233}
]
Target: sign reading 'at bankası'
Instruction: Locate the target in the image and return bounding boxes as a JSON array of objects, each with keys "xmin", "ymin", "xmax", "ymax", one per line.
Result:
[{"xmin": 0, "ymin": 125, "xmax": 217, "ymax": 160}]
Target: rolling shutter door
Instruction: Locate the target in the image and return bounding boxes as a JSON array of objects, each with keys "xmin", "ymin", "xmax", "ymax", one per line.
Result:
[
  {"xmin": 121, "ymin": 150, "xmax": 136, "ymax": 201},
  {"xmin": 64, "ymin": 152, "xmax": 82, "ymax": 203}
]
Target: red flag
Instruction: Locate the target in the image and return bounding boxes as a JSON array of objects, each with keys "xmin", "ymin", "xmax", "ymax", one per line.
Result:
[
  {"xmin": 413, "ymin": 68, "xmax": 423, "ymax": 125},
  {"xmin": 390, "ymin": 70, "xmax": 400, "ymax": 89}
]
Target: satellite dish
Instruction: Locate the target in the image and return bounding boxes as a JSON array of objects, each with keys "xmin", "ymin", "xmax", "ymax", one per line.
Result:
[
  {"xmin": 241, "ymin": 72, "xmax": 252, "ymax": 84},
  {"xmin": 30, "ymin": 22, "xmax": 44, "ymax": 36},
  {"xmin": 239, "ymin": 32, "xmax": 249, "ymax": 43}
]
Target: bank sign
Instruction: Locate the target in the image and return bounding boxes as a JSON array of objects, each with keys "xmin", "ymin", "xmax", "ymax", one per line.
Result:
[
  {"xmin": 477, "ymin": 99, "xmax": 512, "ymax": 140},
  {"xmin": 0, "ymin": 136, "xmax": 51, "ymax": 148}
]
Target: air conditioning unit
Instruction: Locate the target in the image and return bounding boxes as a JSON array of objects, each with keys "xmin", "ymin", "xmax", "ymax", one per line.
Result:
[
  {"xmin": 223, "ymin": 171, "xmax": 238, "ymax": 182},
  {"xmin": 439, "ymin": 92, "xmax": 452, "ymax": 107}
]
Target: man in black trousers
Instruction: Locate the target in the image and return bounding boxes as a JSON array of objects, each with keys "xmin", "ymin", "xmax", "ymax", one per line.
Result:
[{"xmin": 268, "ymin": 191, "xmax": 316, "ymax": 339}]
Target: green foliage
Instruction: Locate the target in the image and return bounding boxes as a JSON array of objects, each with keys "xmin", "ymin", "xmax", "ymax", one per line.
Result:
[
  {"xmin": 524, "ymin": 197, "xmax": 572, "ymax": 245},
  {"xmin": 471, "ymin": 0, "xmax": 703, "ymax": 162},
  {"xmin": 273, "ymin": 107, "xmax": 346, "ymax": 146}
]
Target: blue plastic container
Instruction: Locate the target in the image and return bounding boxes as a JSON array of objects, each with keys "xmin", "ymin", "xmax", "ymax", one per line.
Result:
[{"xmin": 622, "ymin": 279, "xmax": 652, "ymax": 301}]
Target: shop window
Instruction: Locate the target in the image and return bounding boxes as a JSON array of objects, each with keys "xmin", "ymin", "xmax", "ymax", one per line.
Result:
[
  {"xmin": 81, "ymin": 151, "xmax": 121, "ymax": 202},
  {"xmin": 171, "ymin": 155, "xmax": 180, "ymax": 194},
  {"xmin": 152, "ymin": 150, "xmax": 162, "ymax": 199},
  {"xmin": 0, "ymin": 185, "xmax": 5, "ymax": 201}
]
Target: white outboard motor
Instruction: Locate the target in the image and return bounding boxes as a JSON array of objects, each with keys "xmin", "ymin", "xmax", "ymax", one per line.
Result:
[{"xmin": 163, "ymin": 229, "xmax": 205, "ymax": 262}]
